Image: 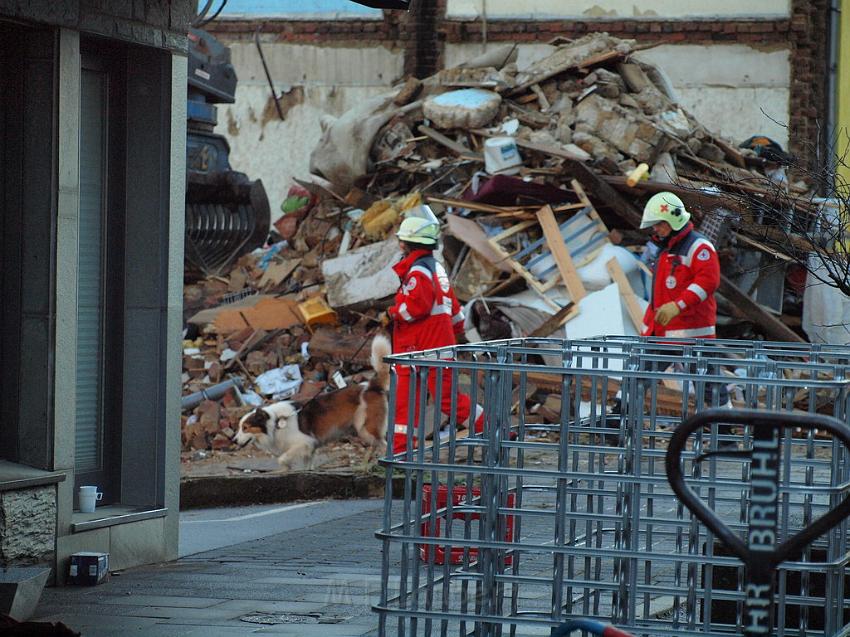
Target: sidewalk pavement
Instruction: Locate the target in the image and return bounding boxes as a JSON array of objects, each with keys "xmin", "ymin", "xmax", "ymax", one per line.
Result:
[{"xmin": 31, "ymin": 499, "xmax": 391, "ymax": 636}]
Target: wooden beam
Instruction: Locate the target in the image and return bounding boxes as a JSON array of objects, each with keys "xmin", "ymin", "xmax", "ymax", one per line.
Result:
[
  {"xmin": 426, "ymin": 195, "xmax": 531, "ymax": 214},
  {"xmin": 537, "ymin": 205, "xmax": 587, "ymax": 302},
  {"xmin": 605, "ymin": 258, "xmax": 644, "ymax": 332},
  {"xmin": 560, "ymin": 159, "xmax": 644, "ymax": 229},
  {"xmin": 718, "ymin": 274, "xmax": 805, "ymax": 343}
]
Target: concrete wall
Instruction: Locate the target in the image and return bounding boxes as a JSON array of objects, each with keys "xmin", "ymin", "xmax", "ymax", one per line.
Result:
[
  {"xmin": 446, "ymin": 0, "xmax": 790, "ymax": 20},
  {"xmin": 214, "ymin": 42, "xmax": 403, "ymax": 220}
]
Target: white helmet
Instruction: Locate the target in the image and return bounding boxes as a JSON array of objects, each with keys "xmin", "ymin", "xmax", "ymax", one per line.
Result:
[
  {"xmin": 640, "ymin": 192, "xmax": 691, "ymax": 231},
  {"xmin": 396, "ymin": 204, "xmax": 440, "ymax": 246}
]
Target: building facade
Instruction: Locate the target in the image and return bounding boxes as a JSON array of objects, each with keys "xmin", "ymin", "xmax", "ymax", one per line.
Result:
[
  {"xmin": 205, "ymin": 0, "xmax": 830, "ymax": 220},
  {"xmin": 0, "ymin": 1, "xmax": 190, "ymax": 581}
]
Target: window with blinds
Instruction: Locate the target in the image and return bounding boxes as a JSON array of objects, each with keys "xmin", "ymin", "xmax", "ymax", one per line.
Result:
[{"xmin": 75, "ymin": 69, "xmax": 106, "ymax": 474}]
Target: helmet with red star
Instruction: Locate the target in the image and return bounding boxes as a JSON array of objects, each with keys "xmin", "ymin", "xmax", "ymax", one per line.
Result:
[{"xmin": 640, "ymin": 191, "xmax": 691, "ymax": 231}]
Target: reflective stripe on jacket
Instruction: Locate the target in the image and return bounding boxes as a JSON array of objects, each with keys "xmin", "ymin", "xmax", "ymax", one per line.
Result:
[
  {"xmin": 641, "ymin": 223, "xmax": 720, "ymax": 338},
  {"xmin": 388, "ymin": 249, "xmax": 464, "ymax": 353}
]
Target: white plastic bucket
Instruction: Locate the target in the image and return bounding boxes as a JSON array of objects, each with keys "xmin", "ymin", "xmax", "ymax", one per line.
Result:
[{"xmin": 484, "ymin": 137, "xmax": 522, "ymax": 175}]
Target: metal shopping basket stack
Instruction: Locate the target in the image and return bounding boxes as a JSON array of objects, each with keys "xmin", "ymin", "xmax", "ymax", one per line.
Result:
[{"xmin": 374, "ymin": 336, "xmax": 850, "ymax": 637}]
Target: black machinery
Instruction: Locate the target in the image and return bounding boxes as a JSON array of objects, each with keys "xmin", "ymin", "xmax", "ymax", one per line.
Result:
[
  {"xmin": 185, "ymin": 27, "xmax": 270, "ymax": 279},
  {"xmin": 184, "ymin": 0, "xmax": 412, "ymax": 278}
]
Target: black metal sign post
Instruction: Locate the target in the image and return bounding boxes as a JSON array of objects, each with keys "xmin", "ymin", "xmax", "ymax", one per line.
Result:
[{"xmin": 666, "ymin": 409, "xmax": 850, "ymax": 637}]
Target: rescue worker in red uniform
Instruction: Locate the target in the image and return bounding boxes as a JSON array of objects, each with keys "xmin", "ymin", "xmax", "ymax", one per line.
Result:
[
  {"xmin": 639, "ymin": 192, "xmax": 733, "ymax": 442},
  {"xmin": 384, "ymin": 207, "xmax": 483, "ymax": 454},
  {"xmin": 639, "ymin": 192, "xmax": 720, "ymax": 339}
]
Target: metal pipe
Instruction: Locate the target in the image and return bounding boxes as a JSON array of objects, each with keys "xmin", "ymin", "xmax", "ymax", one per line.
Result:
[
  {"xmin": 826, "ymin": 0, "xmax": 840, "ymax": 184},
  {"xmin": 181, "ymin": 378, "xmax": 244, "ymax": 412},
  {"xmin": 254, "ymin": 26, "xmax": 285, "ymax": 121}
]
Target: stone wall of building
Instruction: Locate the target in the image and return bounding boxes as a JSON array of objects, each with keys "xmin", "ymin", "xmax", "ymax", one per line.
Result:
[
  {"xmin": 0, "ymin": 486, "xmax": 55, "ymax": 565},
  {"xmin": 0, "ymin": 0, "xmax": 194, "ymax": 51}
]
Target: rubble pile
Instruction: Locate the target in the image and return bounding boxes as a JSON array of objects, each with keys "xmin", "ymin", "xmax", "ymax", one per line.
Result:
[{"xmin": 182, "ymin": 33, "xmax": 842, "ymax": 469}]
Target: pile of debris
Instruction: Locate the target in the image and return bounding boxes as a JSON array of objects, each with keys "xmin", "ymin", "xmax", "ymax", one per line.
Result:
[
  {"xmin": 182, "ymin": 33, "xmax": 844, "ymax": 467},
  {"xmin": 308, "ymin": 32, "xmax": 823, "ymax": 343}
]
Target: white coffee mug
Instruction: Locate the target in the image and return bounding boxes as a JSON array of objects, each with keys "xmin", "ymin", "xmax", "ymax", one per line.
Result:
[{"xmin": 79, "ymin": 485, "xmax": 103, "ymax": 513}]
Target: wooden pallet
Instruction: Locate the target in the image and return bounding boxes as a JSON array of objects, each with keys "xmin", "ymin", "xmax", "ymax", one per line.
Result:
[{"xmin": 486, "ymin": 180, "xmax": 610, "ymax": 305}]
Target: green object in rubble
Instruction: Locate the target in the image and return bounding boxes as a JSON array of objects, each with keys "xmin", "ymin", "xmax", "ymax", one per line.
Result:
[{"xmin": 281, "ymin": 195, "xmax": 310, "ymax": 215}]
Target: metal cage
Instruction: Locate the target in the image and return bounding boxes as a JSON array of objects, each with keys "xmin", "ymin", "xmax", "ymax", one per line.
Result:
[{"xmin": 374, "ymin": 336, "xmax": 850, "ymax": 637}]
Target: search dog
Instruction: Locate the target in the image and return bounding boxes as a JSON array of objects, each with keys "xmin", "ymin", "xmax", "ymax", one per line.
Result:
[{"xmin": 234, "ymin": 334, "xmax": 391, "ymax": 470}]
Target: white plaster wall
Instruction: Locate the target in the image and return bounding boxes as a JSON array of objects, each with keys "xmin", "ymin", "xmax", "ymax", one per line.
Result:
[
  {"xmin": 226, "ymin": 41, "xmax": 402, "ymax": 87},
  {"xmin": 216, "ymin": 84, "xmax": 393, "ymax": 220},
  {"xmin": 214, "ymin": 42, "xmax": 403, "ymax": 221},
  {"xmin": 446, "ymin": 42, "xmax": 791, "ymax": 148},
  {"xmin": 635, "ymin": 45, "xmax": 790, "ymax": 147},
  {"xmin": 447, "ymin": 0, "xmax": 790, "ymax": 20}
]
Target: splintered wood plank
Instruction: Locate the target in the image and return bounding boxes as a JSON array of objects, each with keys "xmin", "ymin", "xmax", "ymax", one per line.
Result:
[
  {"xmin": 418, "ymin": 125, "xmax": 483, "ymax": 161},
  {"xmin": 537, "ymin": 205, "xmax": 587, "ymax": 302},
  {"xmin": 258, "ymin": 258, "xmax": 300, "ymax": 290},
  {"xmin": 529, "ymin": 302, "xmax": 577, "ymax": 337},
  {"xmin": 606, "ymin": 257, "xmax": 645, "ymax": 333},
  {"xmin": 445, "ymin": 214, "xmax": 513, "ymax": 273}
]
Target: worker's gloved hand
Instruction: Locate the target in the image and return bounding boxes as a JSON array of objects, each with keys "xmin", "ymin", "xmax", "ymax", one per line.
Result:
[
  {"xmin": 378, "ymin": 311, "xmax": 392, "ymax": 328},
  {"xmin": 654, "ymin": 301, "xmax": 681, "ymax": 327}
]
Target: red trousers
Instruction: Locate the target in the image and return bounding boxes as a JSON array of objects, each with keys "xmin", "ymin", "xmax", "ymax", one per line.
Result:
[{"xmin": 392, "ymin": 364, "xmax": 481, "ymax": 454}]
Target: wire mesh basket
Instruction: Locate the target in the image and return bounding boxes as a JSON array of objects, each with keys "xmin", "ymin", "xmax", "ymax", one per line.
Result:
[{"xmin": 374, "ymin": 336, "xmax": 850, "ymax": 637}]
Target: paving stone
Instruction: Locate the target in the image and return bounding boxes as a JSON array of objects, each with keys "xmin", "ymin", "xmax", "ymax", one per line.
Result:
[{"xmin": 97, "ymin": 594, "xmax": 228, "ymax": 608}]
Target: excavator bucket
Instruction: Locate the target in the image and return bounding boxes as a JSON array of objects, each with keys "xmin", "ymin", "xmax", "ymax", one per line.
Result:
[
  {"xmin": 184, "ymin": 164, "xmax": 270, "ymax": 279},
  {"xmin": 184, "ymin": 27, "xmax": 270, "ymax": 280}
]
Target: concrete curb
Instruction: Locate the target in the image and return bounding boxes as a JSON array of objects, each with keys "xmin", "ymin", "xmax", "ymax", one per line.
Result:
[{"xmin": 179, "ymin": 472, "xmax": 405, "ymax": 509}]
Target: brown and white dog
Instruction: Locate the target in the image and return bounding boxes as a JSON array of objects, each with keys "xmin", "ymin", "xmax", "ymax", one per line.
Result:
[{"xmin": 234, "ymin": 334, "xmax": 391, "ymax": 470}]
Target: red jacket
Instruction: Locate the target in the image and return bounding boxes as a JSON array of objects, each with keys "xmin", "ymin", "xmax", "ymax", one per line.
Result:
[
  {"xmin": 388, "ymin": 249, "xmax": 464, "ymax": 353},
  {"xmin": 642, "ymin": 223, "xmax": 720, "ymax": 338}
]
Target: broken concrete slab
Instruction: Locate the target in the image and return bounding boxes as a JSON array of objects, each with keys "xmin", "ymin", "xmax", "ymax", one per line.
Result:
[
  {"xmin": 423, "ymin": 88, "xmax": 502, "ymax": 130},
  {"xmin": 574, "ymin": 93, "xmax": 666, "ymax": 163},
  {"xmin": 321, "ymin": 238, "xmax": 402, "ymax": 308},
  {"xmin": 512, "ymin": 33, "xmax": 634, "ymax": 93}
]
